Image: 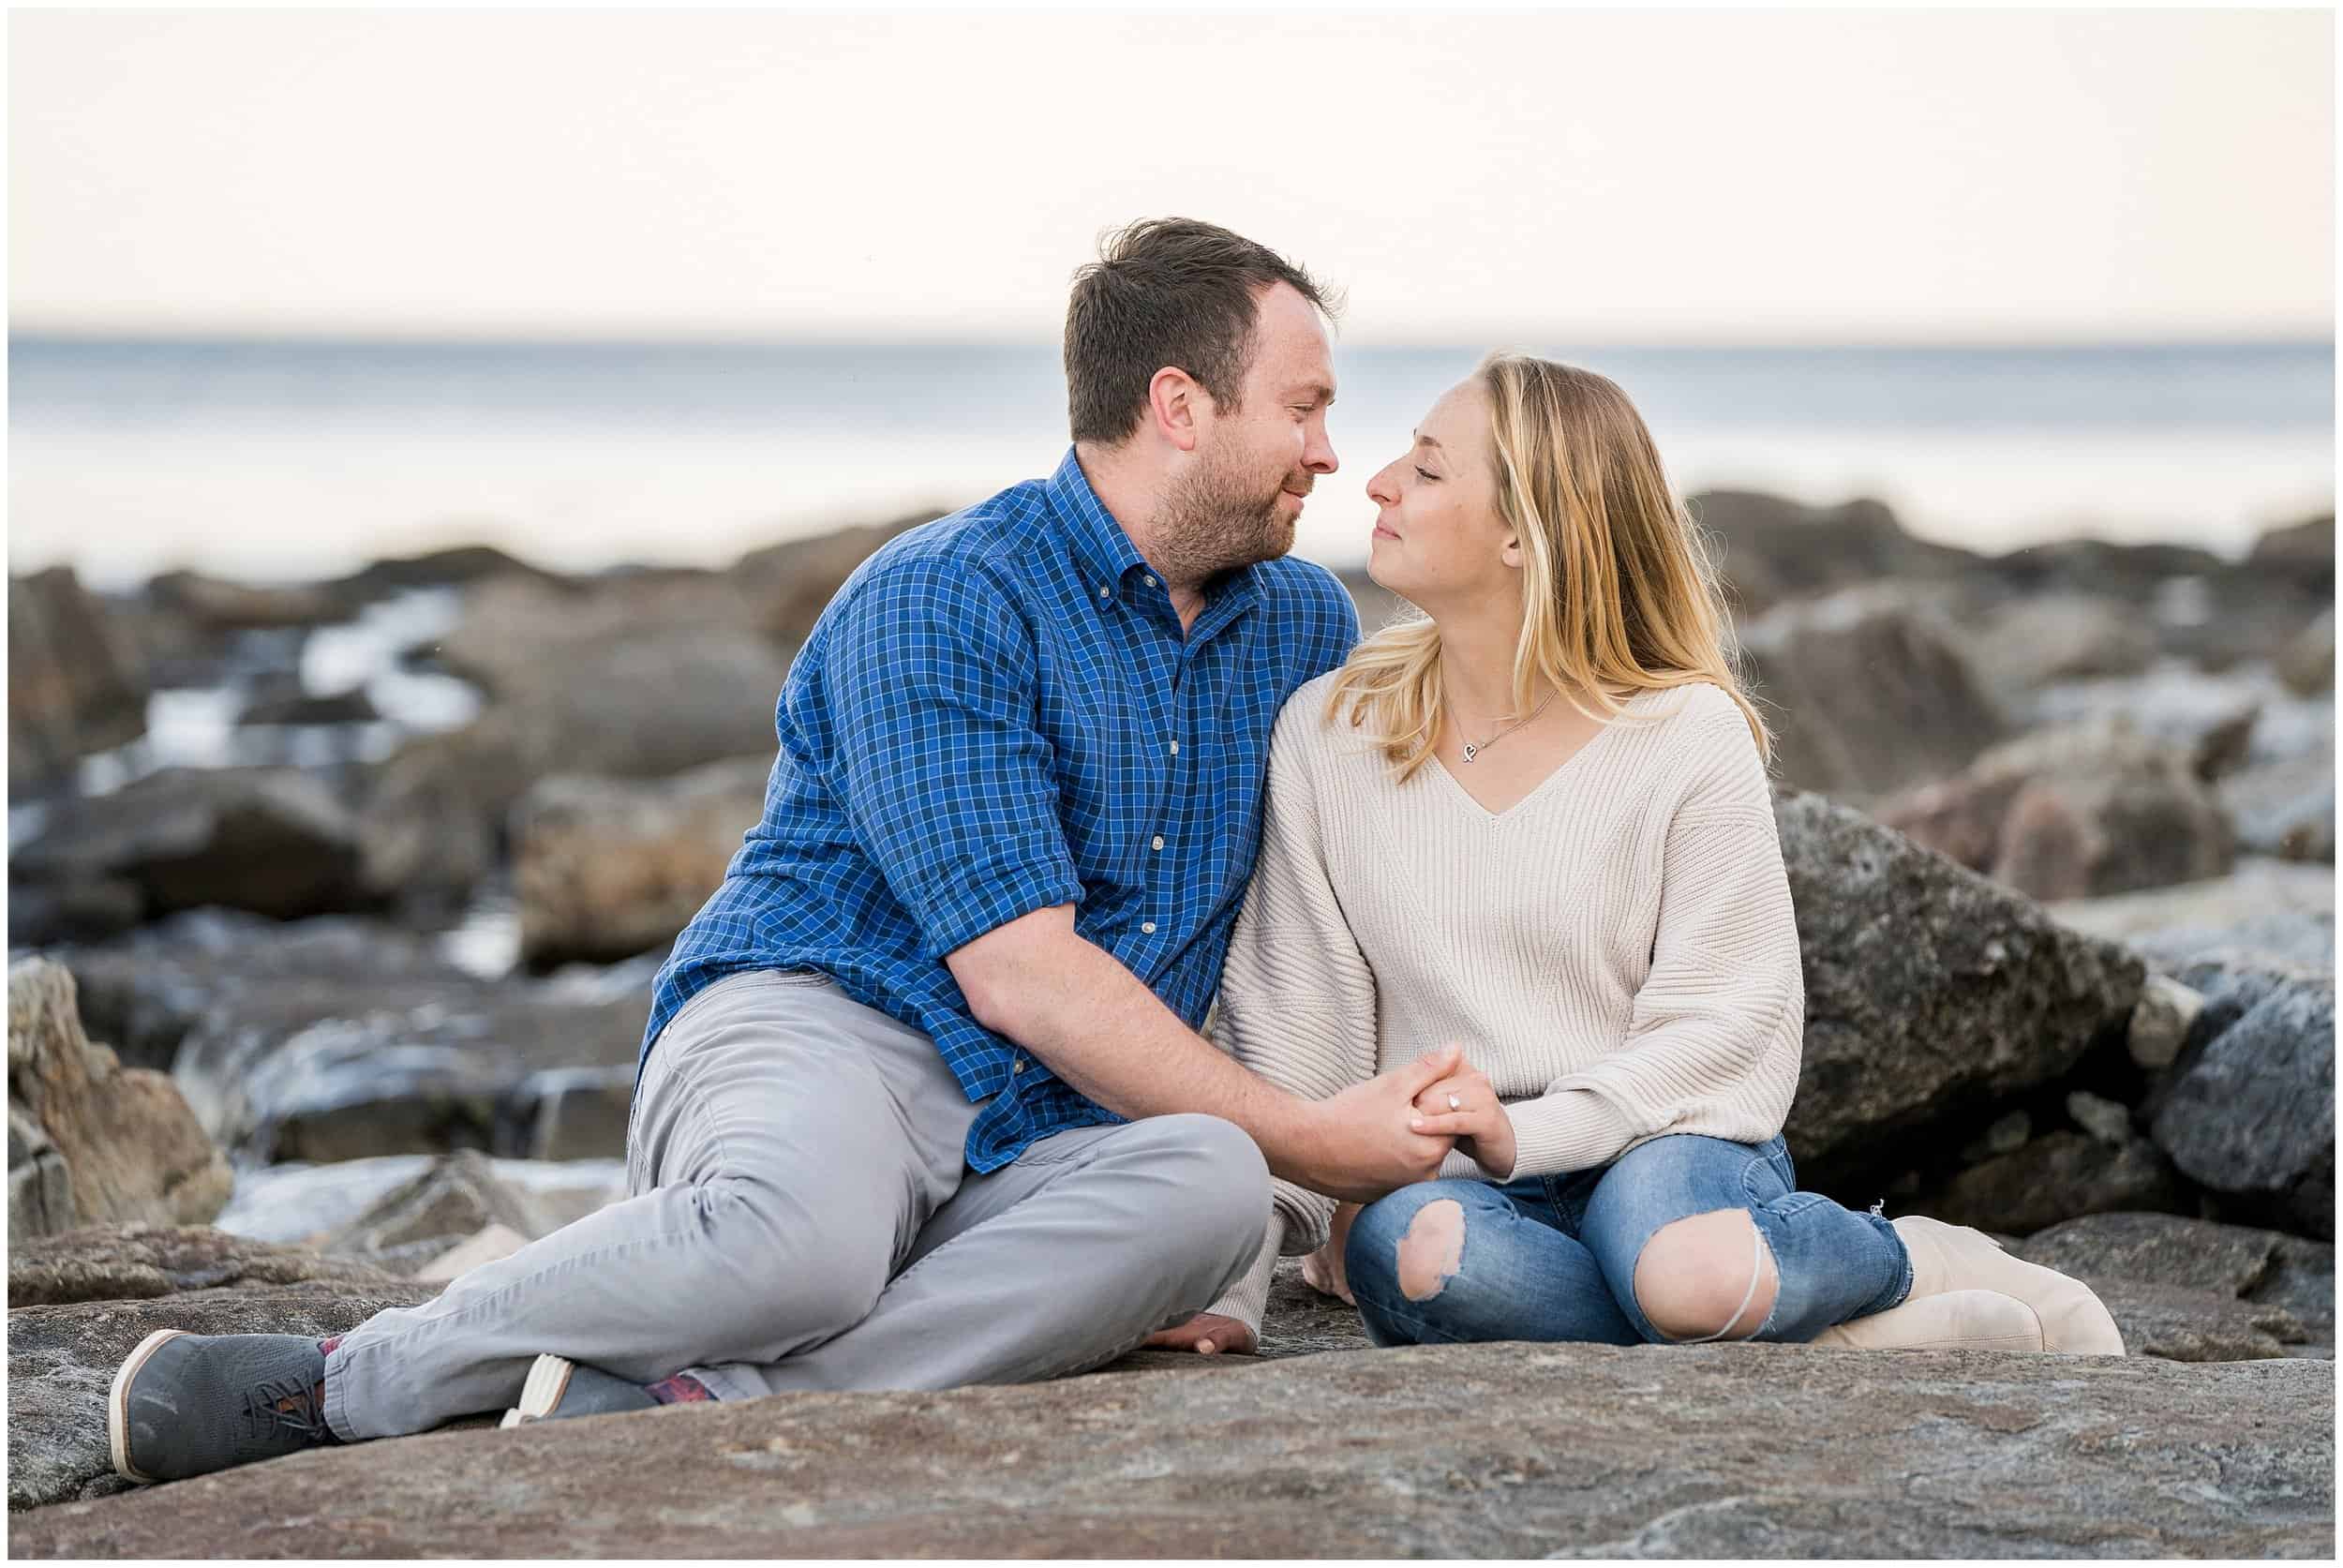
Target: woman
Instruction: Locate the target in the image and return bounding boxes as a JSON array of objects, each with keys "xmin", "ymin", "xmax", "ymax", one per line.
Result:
[{"xmin": 1160, "ymin": 353, "xmax": 2124, "ymax": 1359}]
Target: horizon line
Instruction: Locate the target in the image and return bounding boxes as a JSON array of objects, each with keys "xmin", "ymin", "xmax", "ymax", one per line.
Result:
[{"xmin": 10, "ymin": 325, "xmax": 2336, "ymax": 354}]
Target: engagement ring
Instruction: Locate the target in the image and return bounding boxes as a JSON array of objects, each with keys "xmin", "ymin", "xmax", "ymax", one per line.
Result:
[{"xmin": 1447, "ymin": 1093, "xmax": 1463, "ymax": 1112}]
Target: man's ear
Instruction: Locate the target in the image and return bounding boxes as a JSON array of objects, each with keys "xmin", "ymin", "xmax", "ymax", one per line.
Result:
[{"xmin": 1148, "ymin": 366, "xmax": 1207, "ymax": 454}]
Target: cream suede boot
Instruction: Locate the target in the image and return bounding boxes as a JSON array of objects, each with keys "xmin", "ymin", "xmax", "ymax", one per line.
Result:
[
  {"xmin": 1813, "ymin": 1289, "xmax": 2045, "ymax": 1351},
  {"xmin": 1892, "ymin": 1215, "xmax": 2127, "ymax": 1355}
]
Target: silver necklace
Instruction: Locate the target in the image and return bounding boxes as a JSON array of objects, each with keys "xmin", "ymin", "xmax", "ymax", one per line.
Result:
[{"xmin": 1458, "ymin": 690, "xmax": 1557, "ymax": 763}]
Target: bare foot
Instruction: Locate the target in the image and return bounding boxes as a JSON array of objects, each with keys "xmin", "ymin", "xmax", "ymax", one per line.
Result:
[{"xmin": 1301, "ymin": 1202, "xmax": 1360, "ymax": 1305}]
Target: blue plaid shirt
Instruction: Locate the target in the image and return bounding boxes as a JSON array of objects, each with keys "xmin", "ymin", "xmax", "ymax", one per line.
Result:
[{"xmin": 643, "ymin": 448, "xmax": 1359, "ymax": 1172}]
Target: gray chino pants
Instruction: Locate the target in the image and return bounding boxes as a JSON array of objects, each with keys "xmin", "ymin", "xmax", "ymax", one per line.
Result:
[{"xmin": 321, "ymin": 969, "xmax": 1272, "ymax": 1441}]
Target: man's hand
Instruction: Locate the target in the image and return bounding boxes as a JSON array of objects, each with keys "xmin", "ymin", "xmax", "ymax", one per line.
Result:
[
  {"xmin": 1143, "ymin": 1311, "xmax": 1258, "ymax": 1356},
  {"xmin": 1291, "ymin": 1043, "xmax": 1467, "ymax": 1202},
  {"xmin": 1408, "ymin": 1057, "xmax": 1518, "ymax": 1182}
]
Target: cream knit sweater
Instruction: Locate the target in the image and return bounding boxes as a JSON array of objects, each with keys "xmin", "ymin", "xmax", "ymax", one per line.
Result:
[{"xmin": 1205, "ymin": 673, "xmax": 1806, "ymax": 1336}]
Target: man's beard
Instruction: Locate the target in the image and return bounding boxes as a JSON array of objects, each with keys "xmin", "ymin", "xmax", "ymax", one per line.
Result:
[{"xmin": 1155, "ymin": 442, "xmax": 1305, "ymax": 584}]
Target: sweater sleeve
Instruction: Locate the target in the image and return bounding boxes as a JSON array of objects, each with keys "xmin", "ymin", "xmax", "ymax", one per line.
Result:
[
  {"xmin": 1201, "ymin": 692, "xmax": 1380, "ymax": 1337},
  {"xmin": 1502, "ymin": 705, "xmax": 1806, "ymax": 1179}
]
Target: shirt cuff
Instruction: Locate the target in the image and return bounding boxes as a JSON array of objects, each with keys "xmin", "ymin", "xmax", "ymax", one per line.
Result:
[{"xmin": 1502, "ymin": 1089, "xmax": 1655, "ymax": 1180}]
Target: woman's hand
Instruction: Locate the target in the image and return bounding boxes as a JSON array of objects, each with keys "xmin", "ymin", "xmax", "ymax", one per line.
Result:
[
  {"xmin": 1142, "ymin": 1311, "xmax": 1258, "ymax": 1356},
  {"xmin": 1408, "ymin": 1059, "xmax": 1518, "ymax": 1181}
]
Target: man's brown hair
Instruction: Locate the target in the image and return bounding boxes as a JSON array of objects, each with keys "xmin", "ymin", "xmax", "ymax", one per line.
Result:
[{"xmin": 1064, "ymin": 217, "xmax": 1340, "ymax": 446}]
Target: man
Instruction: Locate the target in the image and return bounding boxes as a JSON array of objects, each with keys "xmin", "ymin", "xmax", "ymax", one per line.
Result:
[{"xmin": 109, "ymin": 217, "xmax": 1464, "ymax": 1484}]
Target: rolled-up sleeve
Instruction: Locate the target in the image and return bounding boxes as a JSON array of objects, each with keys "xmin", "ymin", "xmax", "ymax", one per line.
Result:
[{"xmin": 823, "ymin": 558, "xmax": 1084, "ymax": 959}]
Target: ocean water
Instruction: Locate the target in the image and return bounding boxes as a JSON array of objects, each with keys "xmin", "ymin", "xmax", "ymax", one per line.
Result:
[{"xmin": 8, "ymin": 336, "xmax": 2334, "ymax": 591}]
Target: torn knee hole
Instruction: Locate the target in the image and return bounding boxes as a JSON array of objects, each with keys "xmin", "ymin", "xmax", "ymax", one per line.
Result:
[{"xmin": 1395, "ymin": 1199, "xmax": 1465, "ymax": 1301}]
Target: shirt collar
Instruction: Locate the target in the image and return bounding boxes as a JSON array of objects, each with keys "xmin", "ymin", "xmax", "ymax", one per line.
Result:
[
  {"xmin": 1046, "ymin": 447, "xmax": 1150, "ymax": 601},
  {"xmin": 1044, "ymin": 445, "xmax": 1269, "ymax": 625}
]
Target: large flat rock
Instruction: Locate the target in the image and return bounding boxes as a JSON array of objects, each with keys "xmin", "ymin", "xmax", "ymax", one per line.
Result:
[{"xmin": 12, "ymin": 1343, "xmax": 2330, "ymax": 1558}]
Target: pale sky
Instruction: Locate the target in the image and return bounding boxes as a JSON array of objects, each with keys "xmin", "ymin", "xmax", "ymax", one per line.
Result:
[{"xmin": 7, "ymin": 7, "xmax": 2336, "ymax": 343}]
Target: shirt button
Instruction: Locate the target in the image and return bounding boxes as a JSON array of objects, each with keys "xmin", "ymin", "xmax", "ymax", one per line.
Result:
[
  {"xmin": 1012, "ymin": 1059, "xmax": 1026, "ymax": 1074},
  {"xmin": 1151, "ymin": 835, "xmax": 1165, "ymax": 851},
  {"xmin": 1097, "ymin": 586, "xmax": 1111, "ymax": 600},
  {"xmin": 1141, "ymin": 921, "xmax": 1157, "ymax": 934},
  {"xmin": 1144, "ymin": 575, "xmax": 1157, "ymax": 588},
  {"xmin": 1169, "ymin": 741, "xmax": 1180, "ymax": 756}
]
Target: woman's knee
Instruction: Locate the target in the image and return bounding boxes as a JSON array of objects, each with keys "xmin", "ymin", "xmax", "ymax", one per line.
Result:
[
  {"xmin": 1631, "ymin": 1208, "xmax": 1778, "ymax": 1342},
  {"xmin": 1345, "ymin": 1181, "xmax": 1493, "ymax": 1306}
]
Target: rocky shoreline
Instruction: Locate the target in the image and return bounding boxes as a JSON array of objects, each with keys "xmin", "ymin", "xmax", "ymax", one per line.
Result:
[{"xmin": 7, "ymin": 490, "xmax": 2334, "ymax": 1552}]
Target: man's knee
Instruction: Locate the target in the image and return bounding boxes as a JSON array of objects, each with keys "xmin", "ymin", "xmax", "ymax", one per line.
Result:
[
  {"xmin": 1632, "ymin": 1209, "xmax": 1778, "ymax": 1342},
  {"xmin": 1124, "ymin": 1113, "xmax": 1272, "ymax": 1258},
  {"xmin": 691, "ymin": 1176, "xmax": 890, "ymax": 1337}
]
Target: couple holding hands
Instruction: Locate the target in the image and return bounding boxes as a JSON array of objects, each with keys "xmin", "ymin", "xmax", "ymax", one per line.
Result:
[{"xmin": 110, "ymin": 218, "xmax": 2121, "ymax": 1488}]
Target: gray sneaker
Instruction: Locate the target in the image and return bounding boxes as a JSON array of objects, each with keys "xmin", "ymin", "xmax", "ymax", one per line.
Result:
[
  {"xmin": 109, "ymin": 1330, "xmax": 340, "ymax": 1484},
  {"xmin": 499, "ymin": 1354, "xmax": 659, "ymax": 1427}
]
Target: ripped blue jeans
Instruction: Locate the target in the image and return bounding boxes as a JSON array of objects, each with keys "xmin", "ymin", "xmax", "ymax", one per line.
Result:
[{"xmin": 1346, "ymin": 1133, "xmax": 1912, "ymax": 1347}]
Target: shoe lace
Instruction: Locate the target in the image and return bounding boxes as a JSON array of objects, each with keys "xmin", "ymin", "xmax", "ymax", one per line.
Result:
[{"xmin": 244, "ymin": 1375, "xmax": 334, "ymax": 1442}]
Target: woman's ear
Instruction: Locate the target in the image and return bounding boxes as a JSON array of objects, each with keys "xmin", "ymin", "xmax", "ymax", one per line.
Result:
[{"xmin": 1499, "ymin": 528, "xmax": 1526, "ymax": 571}]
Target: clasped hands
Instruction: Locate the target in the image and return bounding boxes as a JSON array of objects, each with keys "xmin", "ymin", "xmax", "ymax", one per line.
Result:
[{"xmin": 1143, "ymin": 1042, "xmax": 1514, "ymax": 1357}]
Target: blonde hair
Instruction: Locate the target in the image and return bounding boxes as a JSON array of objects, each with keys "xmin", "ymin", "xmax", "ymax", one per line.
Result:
[{"xmin": 1325, "ymin": 351, "xmax": 1768, "ymax": 780}]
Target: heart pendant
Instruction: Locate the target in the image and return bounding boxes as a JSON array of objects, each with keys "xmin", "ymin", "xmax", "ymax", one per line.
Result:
[{"xmin": 1461, "ymin": 743, "xmax": 1478, "ymax": 763}]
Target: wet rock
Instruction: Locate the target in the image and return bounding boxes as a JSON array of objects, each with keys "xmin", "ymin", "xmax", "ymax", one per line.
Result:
[
  {"xmin": 55, "ymin": 911, "xmax": 650, "ymax": 1164},
  {"xmin": 1878, "ymin": 717, "xmax": 2233, "ymax": 902},
  {"xmin": 7, "ymin": 567, "xmax": 149, "ymax": 795},
  {"xmin": 2146, "ymin": 954, "xmax": 2334, "ymax": 1238},
  {"xmin": 1912, "ymin": 1130, "xmax": 2187, "ymax": 1235},
  {"xmin": 2048, "ymin": 859, "xmax": 2334, "ymax": 976},
  {"xmin": 2275, "ymin": 607, "xmax": 2334, "ymax": 697},
  {"xmin": 12, "ymin": 1344, "xmax": 2330, "ymax": 1555},
  {"xmin": 9, "ymin": 1104, "xmax": 77, "ymax": 1239},
  {"xmin": 2222, "ymin": 753, "xmax": 2336, "ymax": 863},
  {"xmin": 512, "ymin": 755, "xmax": 769, "ymax": 968},
  {"xmin": 12, "ymin": 766, "xmax": 365, "ymax": 922},
  {"xmin": 2026, "ymin": 660, "xmax": 2334, "ymax": 772},
  {"xmin": 353, "ymin": 718, "xmax": 536, "ymax": 918},
  {"xmin": 1685, "ymin": 490, "xmax": 1972, "ymax": 617},
  {"xmin": 414, "ymin": 1222, "xmax": 530, "ymax": 1283},
  {"xmin": 7, "ymin": 1282, "xmax": 440, "ymax": 1512},
  {"xmin": 434, "ymin": 574, "xmax": 786, "ymax": 779},
  {"xmin": 1771, "ymin": 789, "xmax": 2143, "ymax": 1180},
  {"xmin": 1962, "ymin": 593, "xmax": 2157, "ymax": 708},
  {"xmin": 146, "ymin": 571, "xmax": 346, "ymax": 633},
  {"xmin": 7, "ymin": 1224, "xmax": 406, "ymax": 1307},
  {"xmin": 7, "ymin": 960, "xmax": 230, "ymax": 1238},
  {"xmin": 318, "ymin": 1151, "xmax": 573, "ymax": 1276},
  {"xmin": 214, "ymin": 1154, "xmax": 625, "ymax": 1255},
  {"xmin": 1738, "ymin": 586, "xmax": 2008, "ymax": 804},
  {"xmin": 500, "ymin": 1065, "xmax": 634, "ymax": 1161},
  {"xmin": 236, "ymin": 675, "xmax": 381, "ymax": 728}
]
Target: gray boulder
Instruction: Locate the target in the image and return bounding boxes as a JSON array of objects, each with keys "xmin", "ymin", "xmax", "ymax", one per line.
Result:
[
  {"xmin": 1962, "ymin": 593, "xmax": 2157, "ymax": 709},
  {"xmin": 55, "ymin": 911, "xmax": 652, "ymax": 1165},
  {"xmin": 2017, "ymin": 1212, "xmax": 2334, "ymax": 1356},
  {"xmin": 2146, "ymin": 954, "xmax": 2334, "ymax": 1238},
  {"xmin": 1772, "ymin": 789, "xmax": 2143, "ymax": 1180},
  {"xmin": 7, "ymin": 568, "xmax": 149, "ymax": 796},
  {"xmin": 1738, "ymin": 586, "xmax": 2008, "ymax": 805},
  {"xmin": 512, "ymin": 755, "xmax": 770, "ymax": 968},
  {"xmin": 7, "ymin": 961, "xmax": 230, "ymax": 1240},
  {"xmin": 12, "ymin": 766, "xmax": 366, "ymax": 922},
  {"xmin": 1911, "ymin": 1130, "xmax": 2187, "ymax": 1236},
  {"xmin": 10, "ymin": 1342, "xmax": 2330, "ymax": 1555},
  {"xmin": 2222, "ymin": 753, "xmax": 2336, "ymax": 863},
  {"xmin": 1878, "ymin": 717, "xmax": 2234, "ymax": 902}
]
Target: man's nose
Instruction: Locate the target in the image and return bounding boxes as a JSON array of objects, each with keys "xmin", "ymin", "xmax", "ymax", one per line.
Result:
[{"xmin": 1305, "ymin": 426, "xmax": 1338, "ymax": 475}]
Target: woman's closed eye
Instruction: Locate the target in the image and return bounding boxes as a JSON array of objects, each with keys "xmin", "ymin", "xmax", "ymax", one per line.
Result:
[{"xmin": 1414, "ymin": 466, "xmax": 1440, "ymax": 482}]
